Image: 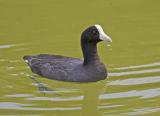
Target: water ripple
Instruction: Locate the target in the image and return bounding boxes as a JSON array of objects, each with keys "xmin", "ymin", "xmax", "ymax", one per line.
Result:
[
  {"xmin": 5, "ymin": 94, "xmax": 34, "ymax": 98},
  {"xmin": 27, "ymin": 96, "xmax": 84, "ymax": 102},
  {"xmin": 115, "ymin": 62, "xmax": 160, "ymax": 70},
  {"xmin": 100, "ymin": 88, "xmax": 160, "ymax": 99},
  {"xmin": 0, "ymin": 44, "xmax": 15, "ymax": 49},
  {"xmin": 123, "ymin": 107, "xmax": 160, "ymax": 115},
  {"xmin": 0, "ymin": 102, "xmax": 32, "ymax": 109},
  {"xmin": 0, "ymin": 102, "xmax": 123, "ymax": 111},
  {"xmin": 25, "ymin": 88, "xmax": 160, "ymax": 103},
  {"xmin": 0, "ymin": 102, "xmax": 81, "ymax": 111},
  {"xmin": 109, "ymin": 69, "xmax": 160, "ymax": 77},
  {"xmin": 109, "ymin": 76, "xmax": 160, "ymax": 85}
]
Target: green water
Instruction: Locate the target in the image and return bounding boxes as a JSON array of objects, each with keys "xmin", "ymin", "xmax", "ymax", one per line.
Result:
[{"xmin": 0, "ymin": 0, "xmax": 160, "ymax": 115}]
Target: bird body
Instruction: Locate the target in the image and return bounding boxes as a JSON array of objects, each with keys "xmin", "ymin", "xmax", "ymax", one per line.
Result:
[
  {"xmin": 23, "ymin": 24, "xmax": 112, "ymax": 82},
  {"xmin": 24, "ymin": 54, "xmax": 107, "ymax": 82}
]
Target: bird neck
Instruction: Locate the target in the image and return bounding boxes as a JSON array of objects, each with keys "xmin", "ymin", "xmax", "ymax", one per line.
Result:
[{"xmin": 81, "ymin": 40, "xmax": 100, "ymax": 65}]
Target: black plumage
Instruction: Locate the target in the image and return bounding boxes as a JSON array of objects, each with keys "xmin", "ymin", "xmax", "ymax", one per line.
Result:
[{"xmin": 23, "ymin": 24, "xmax": 112, "ymax": 82}]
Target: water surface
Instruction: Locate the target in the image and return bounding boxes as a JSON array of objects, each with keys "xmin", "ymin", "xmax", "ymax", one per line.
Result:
[{"xmin": 0, "ymin": 0, "xmax": 160, "ymax": 115}]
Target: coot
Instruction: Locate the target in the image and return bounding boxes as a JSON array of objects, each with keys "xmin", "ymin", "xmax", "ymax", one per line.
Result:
[{"xmin": 23, "ymin": 24, "xmax": 112, "ymax": 82}]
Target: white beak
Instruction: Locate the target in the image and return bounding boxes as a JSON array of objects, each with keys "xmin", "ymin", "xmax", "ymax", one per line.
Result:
[{"xmin": 95, "ymin": 24, "xmax": 112, "ymax": 43}]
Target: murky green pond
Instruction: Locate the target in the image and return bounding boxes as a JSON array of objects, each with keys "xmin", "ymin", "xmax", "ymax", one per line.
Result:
[{"xmin": 0, "ymin": 0, "xmax": 160, "ymax": 115}]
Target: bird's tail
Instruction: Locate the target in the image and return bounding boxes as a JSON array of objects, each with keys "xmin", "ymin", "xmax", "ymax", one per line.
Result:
[{"xmin": 23, "ymin": 55, "xmax": 32, "ymax": 65}]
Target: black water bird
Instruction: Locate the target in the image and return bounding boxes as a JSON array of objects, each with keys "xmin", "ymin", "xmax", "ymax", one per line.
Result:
[{"xmin": 23, "ymin": 24, "xmax": 112, "ymax": 82}]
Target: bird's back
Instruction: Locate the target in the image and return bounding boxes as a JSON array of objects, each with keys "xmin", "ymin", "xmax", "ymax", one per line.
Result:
[{"xmin": 23, "ymin": 54, "xmax": 83, "ymax": 81}]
